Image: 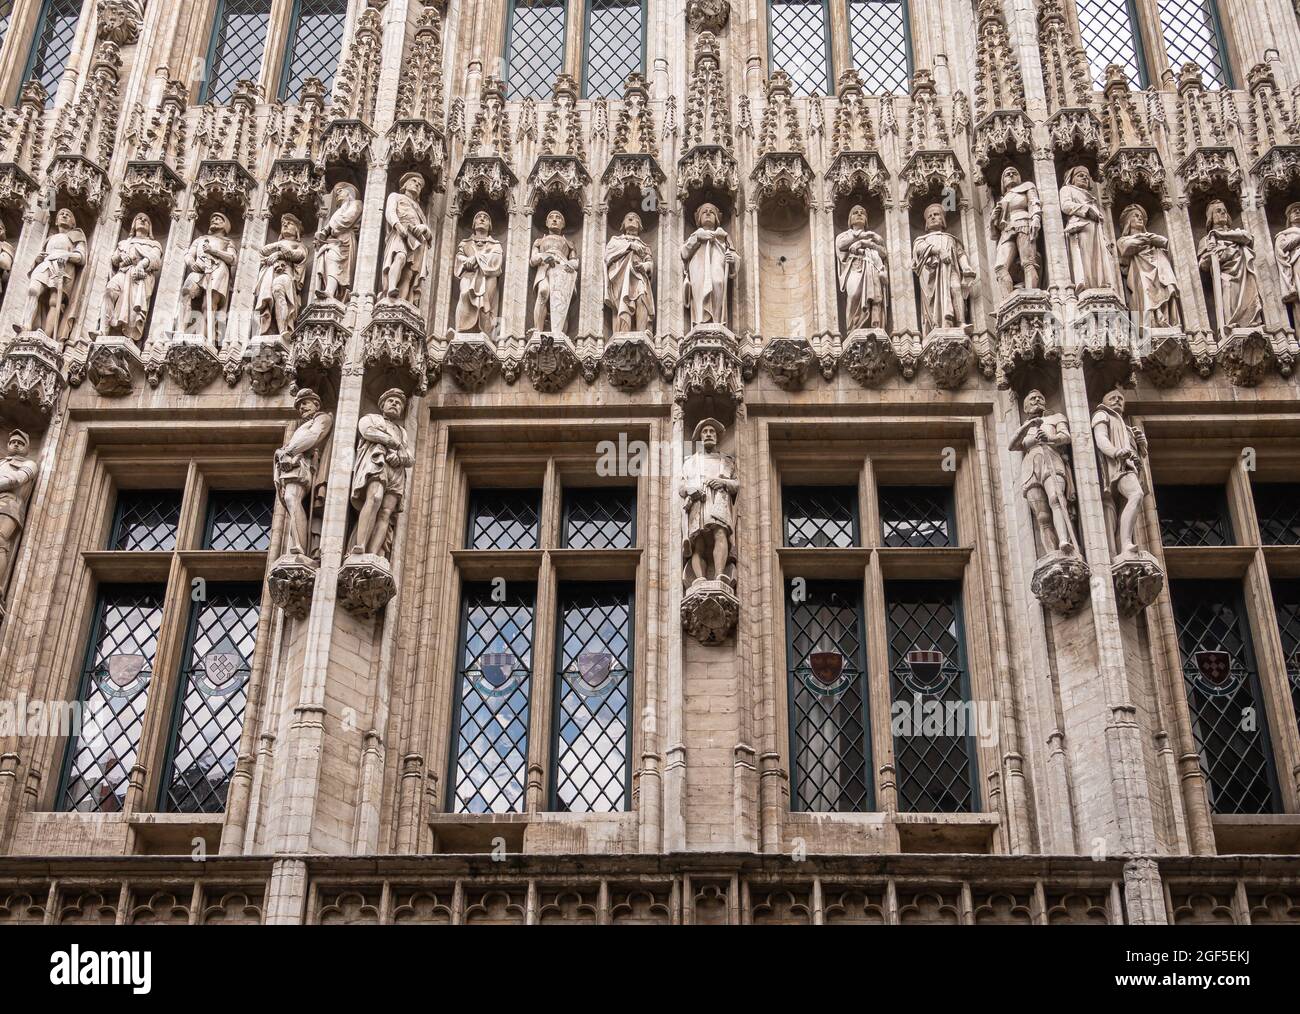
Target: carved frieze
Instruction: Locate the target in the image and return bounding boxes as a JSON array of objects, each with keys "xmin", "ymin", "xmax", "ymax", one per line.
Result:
[
  {"xmin": 387, "ymin": 119, "xmax": 447, "ymax": 187},
  {"xmin": 995, "ymin": 290, "xmax": 1061, "ymax": 389},
  {"xmin": 602, "ymin": 332, "xmax": 658, "ymax": 391},
  {"xmin": 454, "ymin": 156, "xmax": 518, "ymax": 212},
  {"xmin": 319, "ymin": 119, "xmax": 376, "ymax": 169},
  {"xmin": 760, "ymin": 336, "xmax": 814, "ymax": 390},
  {"xmin": 825, "ymin": 151, "xmax": 889, "ymax": 201},
  {"xmin": 840, "ymin": 328, "xmax": 897, "ymax": 388},
  {"xmin": 164, "ymin": 336, "xmax": 222, "ymax": 394},
  {"xmin": 523, "ymin": 332, "xmax": 580, "ymax": 393},
  {"xmin": 445, "ymin": 333, "xmax": 501, "ymax": 391},
  {"xmin": 686, "ymin": 0, "xmax": 729, "ymax": 32}
]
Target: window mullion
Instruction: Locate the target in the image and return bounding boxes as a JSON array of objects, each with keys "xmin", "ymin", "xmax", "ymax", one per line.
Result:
[
  {"xmin": 1243, "ymin": 555, "xmax": 1300, "ymax": 813},
  {"xmin": 863, "ymin": 460, "xmax": 894, "ymax": 814},
  {"xmin": 264, "ymin": 0, "xmax": 298, "ymax": 99}
]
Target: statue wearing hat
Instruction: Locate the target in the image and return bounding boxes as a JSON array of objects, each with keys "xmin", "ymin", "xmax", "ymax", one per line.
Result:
[
  {"xmin": 382, "ymin": 172, "xmax": 433, "ymax": 306},
  {"xmin": 0, "ymin": 429, "xmax": 37, "ymax": 586},
  {"xmin": 680, "ymin": 417, "xmax": 738, "ymax": 588},
  {"xmin": 254, "ymin": 213, "xmax": 309, "ymax": 335},
  {"xmin": 348, "ymin": 388, "xmax": 413, "ymax": 560},
  {"xmin": 274, "ymin": 389, "xmax": 334, "ymax": 559}
]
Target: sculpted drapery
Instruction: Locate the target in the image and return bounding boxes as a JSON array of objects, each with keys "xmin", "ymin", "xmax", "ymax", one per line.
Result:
[
  {"xmin": 1060, "ymin": 166, "xmax": 1111, "ymax": 294},
  {"xmin": 1117, "ymin": 205, "xmax": 1182, "ymax": 328},
  {"xmin": 912, "ymin": 203, "xmax": 975, "ymax": 334},
  {"xmin": 454, "ymin": 210, "xmax": 504, "ymax": 334},
  {"xmin": 103, "ymin": 212, "xmax": 163, "ymax": 343},
  {"xmin": 835, "ymin": 204, "xmax": 888, "ymax": 331},
  {"xmin": 605, "ymin": 211, "xmax": 655, "ymax": 333},
  {"xmin": 682, "ymin": 202, "xmax": 738, "ymax": 329},
  {"xmin": 1198, "ymin": 199, "xmax": 1263, "ymax": 331}
]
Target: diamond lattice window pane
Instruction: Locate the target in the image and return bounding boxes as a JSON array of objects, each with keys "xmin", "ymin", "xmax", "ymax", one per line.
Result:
[
  {"xmin": 204, "ymin": 491, "xmax": 274, "ymax": 552},
  {"xmin": 1270, "ymin": 581, "xmax": 1300, "ymax": 740},
  {"xmin": 769, "ymin": 0, "xmax": 832, "ymax": 96},
  {"xmin": 506, "ymin": 0, "xmax": 568, "ymax": 100},
  {"xmin": 1156, "ymin": 485, "xmax": 1233, "ymax": 547},
  {"xmin": 111, "ymin": 490, "xmax": 182, "ymax": 552},
  {"xmin": 848, "ymin": 0, "xmax": 910, "ymax": 94},
  {"xmin": 1252, "ymin": 484, "xmax": 1300, "ymax": 546},
  {"xmin": 162, "ymin": 584, "xmax": 260, "ymax": 813},
  {"xmin": 280, "ymin": 0, "xmax": 347, "ymax": 99},
  {"xmin": 783, "ymin": 487, "xmax": 858, "ymax": 548},
  {"xmin": 468, "ymin": 489, "xmax": 542, "ymax": 550},
  {"xmin": 584, "ymin": 0, "xmax": 642, "ymax": 99},
  {"xmin": 450, "ymin": 584, "xmax": 536, "ymax": 813},
  {"xmin": 25, "ymin": 0, "xmax": 80, "ymax": 106},
  {"xmin": 1076, "ymin": 0, "xmax": 1144, "ymax": 88},
  {"xmin": 887, "ymin": 582, "xmax": 977, "ymax": 813},
  {"xmin": 60, "ymin": 586, "xmax": 165, "ymax": 812},
  {"xmin": 0, "ymin": 0, "xmax": 16, "ymax": 56},
  {"xmin": 1172, "ymin": 581, "xmax": 1276, "ymax": 814},
  {"xmin": 553, "ymin": 584, "xmax": 633, "ymax": 812},
  {"xmin": 787, "ymin": 583, "xmax": 872, "ymax": 812},
  {"xmin": 1158, "ymin": 0, "xmax": 1228, "ymax": 89},
  {"xmin": 204, "ymin": 0, "xmax": 272, "ymax": 105},
  {"xmin": 563, "ymin": 488, "xmax": 635, "ymax": 549},
  {"xmin": 879, "ymin": 486, "xmax": 953, "ymax": 548}
]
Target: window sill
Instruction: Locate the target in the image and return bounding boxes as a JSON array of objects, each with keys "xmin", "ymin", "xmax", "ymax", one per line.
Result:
[
  {"xmin": 1211, "ymin": 813, "xmax": 1300, "ymax": 855},
  {"xmin": 129, "ymin": 812, "xmax": 225, "ymax": 856}
]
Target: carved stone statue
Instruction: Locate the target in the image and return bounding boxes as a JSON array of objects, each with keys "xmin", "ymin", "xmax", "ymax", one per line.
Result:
[
  {"xmin": 1010, "ymin": 389, "xmax": 1078, "ymax": 557},
  {"xmin": 835, "ymin": 204, "xmax": 888, "ymax": 331},
  {"xmin": 254, "ymin": 214, "xmax": 309, "ymax": 336},
  {"xmin": 1060, "ymin": 165, "xmax": 1111, "ymax": 294},
  {"xmin": 274, "ymin": 388, "xmax": 334, "ymax": 559},
  {"xmin": 680, "ymin": 417, "xmax": 738, "ymax": 588},
  {"xmin": 311, "ymin": 181, "xmax": 363, "ymax": 303},
  {"xmin": 1198, "ymin": 199, "xmax": 1263, "ymax": 331},
  {"xmin": 381, "ymin": 172, "xmax": 433, "ymax": 305},
  {"xmin": 181, "ymin": 211, "xmax": 239, "ymax": 344},
  {"xmin": 991, "ymin": 165, "xmax": 1042, "ymax": 297},
  {"xmin": 1117, "ymin": 205, "xmax": 1182, "ymax": 328},
  {"xmin": 1092, "ymin": 389, "xmax": 1148, "ymax": 558},
  {"xmin": 605, "ymin": 210, "xmax": 655, "ymax": 333},
  {"xmin": 913, "ymin": 202, "xmax": 975, "ymax": 334},
  {"xmin": 348, "ymin": 388, "xmax": 413, "ymax": 560},
  {"xmin": 0, "ymin": 429, "xmax": 37, "ymax": 587},
  {"xmin": 0, "ymin": 222, "xmax": 14, "ymax": 305},
  {"xmin": 682, "ymin": 202, "xmax": 738, "ymax": 330},
  {"xmin": 1273, "ymin": 201, "xmax": 1300, "ymax": 306},
  {"xmin": 453, "ymin": 210, "xmax": 504, "ymax": 334},
  {"xmin": 23, "ymin": 207, "xmax": 88, "ymax": 340},
  {"xmin": 531, "ymin": 209, "xmax": 579, "ymax": 334},
  {"xmin": 102, "ymin": 212, "xmax": 163, "ymax": 344}
]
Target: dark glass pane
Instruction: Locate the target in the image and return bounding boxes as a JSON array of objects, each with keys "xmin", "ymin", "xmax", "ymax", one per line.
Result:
[
  {"xmin": 467, "ymin": 489, "xmax": 541, "ymax": 550},
  {"xmin": 25, "ymin": 0, "xmax": 80, "ymax": 106},
  {"xmin": 506, "ymin": 0, "xmax": 567, "ymax": 100},
  {"xmin": 1156, "ymin": 485, "xmax": 1232, "ymax": 547},
  {"xmin": 787, "ymin": 583, "xmax": 872, "ymax": 812},
  {"xmin": 1159, "ymin": 0, "xmax": 1228, "ymax": 88},
  {"xmin": 783, "ymin": 486, "xmax": 858, "ymax": 548},
  {"xmin": 769, "ymin": 0, "xmax": 831, "ymax": 96},
  {"xmin": 1172, "ymin": 581, "xmax": 1276, "ymax": 814},
  {"xmin": 553, "ymin": 584, "xmax": 632, "ymax": 812},
  {"xmin": 162, "ymin": 584, "xmax": 260, "ymax": 813},
  {"xmin": 563, "ymin": 488, "xmax": 635, "ymax": 549},
  {"xmin": 879, "ymin": 486, "xmax": 952, "ymax": 548},
  {"xmin": 450, "ymin": 584, "xmax": 535, "ymax": 813},
  {"xmin": 1076, "ymin": 0, "xmax": 1143, "ymax": 87},
  {"xmin": 111, "ymin": 491, "xmax": 182, "ymax": 552},
  {"xmin": 205, "ymin": 0, "xmax": 272, "ymax": 104},
  {"xmin": 0, "ymin": 0, "xmax": 15, "ymax": 55},
  {"xmin": 887, "ymin": 582, "xmax": 977, "ymax": 813},
  {"xmin": 584, "ymin": 0, "xmax": 641, "ymax": 99},
  {"xmin": 204, "ymin": 491, "xmax": 274, "ymax": 552},
  {"xmin": 1252, "ymin": 484, "xmax": 1300, "ymax": 546},
  {"xmin": 847, "ymin": 0, "xmax": 909, "ymax": 93},
  {"xmin": 1271, "ymin": 580, "xmax": 1300, "ymax": 740},
  {"xmin": 281, "ymin": 0, "xmax": 347, "ymax": 99},
  {"xmin": 60, "ymin": 586, "xmax": 165, "ymax": 812}
]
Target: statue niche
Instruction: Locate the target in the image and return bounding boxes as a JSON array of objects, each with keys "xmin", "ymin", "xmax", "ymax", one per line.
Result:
[
  {"xmin": 102, "ymin": 211, "xmax": 164, "ymax": 345},
  {"xmin": 679, "ymin": 416, "xmax": 740, "ymax": 645},
  {"xmin": 530, "ymin": 207, "xmax": 580, "ymax": 337}
]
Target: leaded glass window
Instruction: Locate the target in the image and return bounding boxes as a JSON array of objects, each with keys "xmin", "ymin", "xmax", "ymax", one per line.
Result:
[
  {"xmin": 551, "ymin": 584, "xmax": 633, "ymax": 811},
  {"xmin": 848, "ymin": 0, "xmax": 911, "ymax": 93},
  {"xmin": 562, "ymin": 488, "xmax": 635, "ymax": 549},
  {"xmin": 58, "ymin": 586, "xmax": 165, "ymax": 812},
  {"xmin": 449, "ymin": 583, "xmax": 536, "ymax": 813},
  {"xmin": 1171, "ymin": 581, "xmax": 1277, "ymax": 813},
  {"xmin": 584, "ymin": 0, "xmax": 642, "ymax": 99},
  {"xmin": 786, "ymin": 582, "xmax": 873, "ymax": 812},
  {"xmin": 1076, "ymin": 0, "xmax": 1145, "ymax": 87},
  {"xmin": 467, "ymin": 489, "xmax": 542, "ymax": 550},
  {"xmin": 783, "ymin": 487, "xmax": 858, "ymax": 548},
  {"xmin": 279, "ymin": 0, "xmax": 347, "ymax": 100},
  {"xmin": 768, "ymin": 0, "xmax": 833, "ymax": 96},
  {"xmin": 1157, "ymin": 485, "xmax": 1232, "ymax": 547},
  {"xmin": 204, "ymin": 491, "xmax": 274, "ymax": 552},
  {"xmin": 160, "ymin": 584, "xmax": 260, "ymax": 812},
  {"xmin": 1271, "ymin": 581, "xmax": 1300, "ymax": 739},
  {"xmin": 203, "ymin": 0, "xmax": 272, "ymax": 105},
  {"xmin": 506, "ymin": 0, "xmax": 567, "ymax": 100},
  {"xmin": 1252, "ymin": 484, "xmax": 1300, "ymax": 546},
  {"xmin": 879, "ymin": 486, "xmax": 953, "ymax": 548},
  {"xmin": 887, "ymin": 582, "xmax": 977, "ymax": 813},
  {"xmin": 111, "ymin": 491, "xmax": 183, "ymax": 552},
  {"xmin": 23, "ymin": 0, "xmax": 80, "ymax": 106},
  {"xmin": 1158, "ymin": 0, "xmax": 1230, "ymax": 89},
  {"xmin": 0, "ymin": 0, "xmax": 15, "ymax": 56}
]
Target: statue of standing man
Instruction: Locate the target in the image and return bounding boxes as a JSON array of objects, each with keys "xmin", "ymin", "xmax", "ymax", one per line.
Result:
[
  {"xmin": 103, "ymin": 212, "xmax": 163, "ymax": 344},
  {"xmin": 274, "ymin": 388, "xmax": 334, "ymax": 559},
  {"xmin": 530, "ymin": 209, "xmax": 579, "ymax": 335},
  {"xmin": 180, "ymin": 211, "xmax": 239, "ymax": 344},
  {"xmin": 992, "ymin": 165, "xmax": 1042, "ymax": 298},
  {"xmin": 454, "ymin": 210, "xmax": 505, "ymax": 334},
  {"xmin": 381, "ymin": 172, "xmax": 433, "ymax": 306},
  {"xmin": 835, "ymin": 204, "xmax": 888, "ymax": 331},
  {"xmin": 1092, "ymin": 389, "xmax": 1148, "ymax": 559},
  {"xmin": 605, "ymin": 211, "xmax": 655, "ymax": 333},
  {"xmin": 682, "ymin": 202, "xmax": 738, "ymax": 330},
  {"xmin": 312, "ymin": 181, "xmax": 363, "ymax": 303},
  {"xmin": 1198, "ymin": 199, "xmax": 1263, "ymax": 331},
  {"xmin": 912, "ymin": 203, "xmax": 976, "ymax": 335},
  {"xmin": 24, "ymin": 207, "xmax": 88, "ymax": 340},
  {"xmin": 348, "ymin": 388, "xmax": 414, "ymax": 560},
  {"xmin": 1009, "ymin": 389, "xmax": 1078, "ymax": 558},
  {"xmin": 679, "ymin": 417, "xmax": 738, "ymax": 589},
  {"xmin": 0, "ymin": 429, "xmax": 37, "ymax": 587}
]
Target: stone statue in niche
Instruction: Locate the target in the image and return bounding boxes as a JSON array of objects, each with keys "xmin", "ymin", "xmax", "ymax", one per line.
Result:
[
  {"xmin": 1060, "ymin": 165, "xmax": 1112, "ymax": 294},
  {"xmin": 1010, "ymin": 389, "xmax": 1078, "ymax": 558},
  {"xmin": 1198, "ymin": 199, "xmax": 1263, "ymax": 331},
  {"xmin": 1091, "ymin": 388, "xmax": 1148, "ymax": 558},
  {"xmin": 347, "ymin": 388, "xmax": 413, "ymax": 561},
  {"xmin": 311, "ymin": 181, "xmax": 363, "ymax": 303},
  {"xmin": 0, "ymin": 222, "xmax": 14, "ymax": 305},
  {"xmin": 180, "ymin": 211, "xmax": 239, "ymax": 344},
  {"xmin": 682, "ymin": 202, "xmax": 738, "ymax": 330},
  {"xmin": 102, "ymin": 212, "xmax": 163, "ymax": 344},
  {"xmin": 22, "ymin": 207, "xmax": 88, "ymax": 340},
  {"xmin": 605, "ymin": 210, "xmax": 655, "ymax": 333},
  {"xmin": 991, "ymin": 165, "xmax": 1042, "ymax": 298},
  {"xmin": 274, "ymin": 388, "xmax": 334, "ymax": 559},
  {"xmin": 1117, "ymin": 205, "xmax": 1182, "ymax": 328},
  {"xmin": 835, "ymin": 204, "xmax": 888, "ymax": 331},
  {"xmin": 1273, "ymin": 201, "xmax": 1300, "ymax": 307},
  {"xmin": 453, "ymin": 209, "xmax": 504, "ymax": 334},
  {"xmin": 0, "ymin": 429, "xmax": 37, "ymax": 588},
  {"xmin": 530, "ymin": 209, "xmax": 579, "ymax": 335},
  {"xmin": 913, "ymin": 202, "xmax": 976, "ymax": 335},
  {"xmin": 254, "ymin": 213, "xmax": 309, "ymax": 336},
  {"xmin": 680, "ymin": 417, "xmax": 738, "ymax": 589},
  {"xmin": 381, "ymin": 172, "xmax": 433, "ymax": 306}
]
